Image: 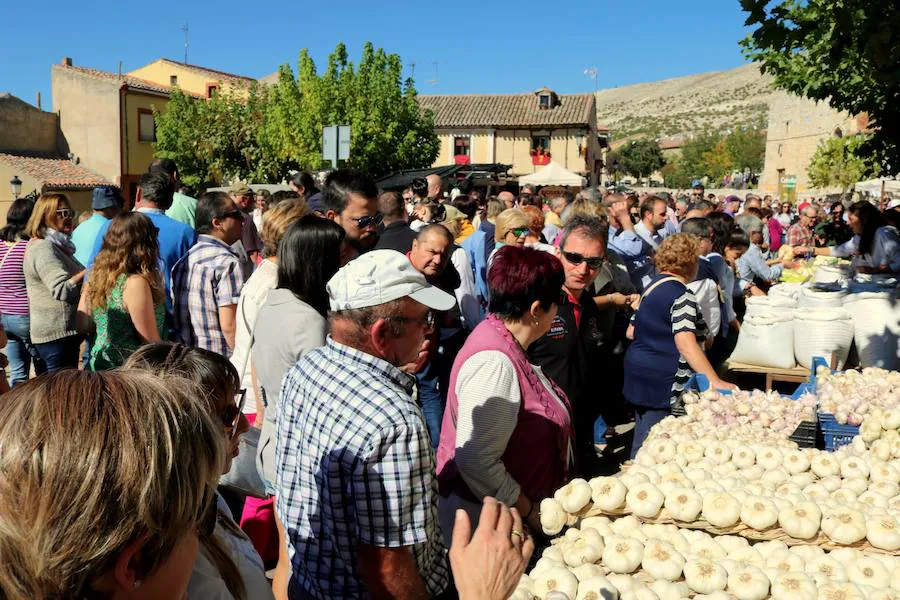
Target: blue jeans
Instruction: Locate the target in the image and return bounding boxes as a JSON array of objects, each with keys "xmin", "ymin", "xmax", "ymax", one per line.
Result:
[
  {"xmin": 1, "ymin": 314, "xmax": 45, "ymax": 387},
  {"xmin": 630, "ymin": 406, "xmax": 671, "ymax": 459},
  {"xmin": 35, "ymin": 335, "xmax": 82, "ymax": 373},
  {"xmin": 416, "ymin": 359, "xmax": 444, "ymax": 450}
]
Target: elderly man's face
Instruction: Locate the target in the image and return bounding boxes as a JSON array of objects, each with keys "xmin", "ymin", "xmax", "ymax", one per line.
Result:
[
  {"xmin": 385, "ymin": 299, "xmax": 434, "ymax": 367},
  {"xmin": 499, "ymin": 191, "xmax": 516, "ymax": 209},
  {"xmin": 675, "ymin": 201, "xmax": 688, "ymax": 219},
  {"xmin": 426, "ymin": 174, "xmax": 442, "ymax": 200},
  {"xmin": 409, "ymin": 231, "xmax": 451, "ymax": 278},
  {"xmin": 800, "ymin": 208, "xmax": 817, "ymax": 228}
]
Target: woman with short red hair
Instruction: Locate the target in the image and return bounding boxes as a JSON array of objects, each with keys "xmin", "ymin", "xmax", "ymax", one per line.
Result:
[{"xmin": 436, "ymin": 245, "xmax": 572, "ymax": 541}]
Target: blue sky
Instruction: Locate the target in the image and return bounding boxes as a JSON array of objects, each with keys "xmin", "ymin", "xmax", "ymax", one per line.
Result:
[{"xmin": 4, "ymin": 0, "xmax": 753, "ymax": 108}]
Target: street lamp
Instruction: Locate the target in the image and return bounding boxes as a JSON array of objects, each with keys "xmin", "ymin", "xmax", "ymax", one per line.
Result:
[{"xmin": 10, "ymin": 176, "xmax": 22, "ymax": 199}]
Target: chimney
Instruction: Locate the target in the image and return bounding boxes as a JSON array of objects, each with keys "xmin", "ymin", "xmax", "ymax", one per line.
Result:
[
  {"xmin": 62, "ymin": 57, "xmax": 72, "ymax": 66},
  {"xmin": 117, "ymin": 61, "xmax": 123, "ymax": 79},
  {"xmin": 36, "ymin": 92, "xmax": 41, "ymax": 110}
]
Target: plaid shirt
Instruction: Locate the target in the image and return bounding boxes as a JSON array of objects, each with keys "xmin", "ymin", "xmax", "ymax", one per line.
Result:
[
  {"xmin": 171, "ymin": 235, "xmax": 244, "ymax": 356},
  {"xmin": 275, "ymin": 337, "xmax": 449, "ymax": 599},
  {"xmin": 786, "ymin": 222, "xmax": 813, "ymax": 249}
]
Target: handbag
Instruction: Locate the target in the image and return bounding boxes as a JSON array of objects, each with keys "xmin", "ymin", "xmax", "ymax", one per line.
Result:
[{"xmin": 218, "ymin": 298, "xmax": 269, "ymax": 498}]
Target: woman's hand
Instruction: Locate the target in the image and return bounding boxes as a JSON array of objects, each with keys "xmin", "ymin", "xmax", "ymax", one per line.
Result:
[
  {"xmin": 450, "ymin": 498, "xmax": 534, "ymax": 600},
  {"xmin": 711, "ymin": 378, "xmax": 738, "ymax": 392}
]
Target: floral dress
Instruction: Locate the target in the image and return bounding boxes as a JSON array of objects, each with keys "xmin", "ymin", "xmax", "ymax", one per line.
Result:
[{"xmin": 90, "ymin": 274, "xmax": 165, "ymax": 371}]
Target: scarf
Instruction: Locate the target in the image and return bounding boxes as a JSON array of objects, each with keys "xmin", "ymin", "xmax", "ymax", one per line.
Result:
[{"xmin": 44, "ymin": 228, "xmax": 77, "ymax": 256}]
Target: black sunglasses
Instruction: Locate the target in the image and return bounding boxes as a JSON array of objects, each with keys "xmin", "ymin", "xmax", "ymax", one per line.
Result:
[
  {"xmin": 352, "ymin": 213, "xmax": 384, "ymax": 229},
  {"xmin": 221, "ymin": 210, "xmax": 245, "ymax": 222},
  {"xmin": 562, "ymin": 250, "xmax": 606, "ymax": 270},
  {"xmin": 222, "ymin": 389, "xmax": 246, "ymax": 440}
]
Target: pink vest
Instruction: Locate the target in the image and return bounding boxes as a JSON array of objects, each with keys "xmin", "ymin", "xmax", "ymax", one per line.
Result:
[{"xmin": 436, "ymin": 315, "xmax": 573, "ymax": 503}]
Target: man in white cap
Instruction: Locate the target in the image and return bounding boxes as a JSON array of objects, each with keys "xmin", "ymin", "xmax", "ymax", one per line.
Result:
[{"xmin": 275, "ymin": 249, "xmax": 455, "ymax": 600}]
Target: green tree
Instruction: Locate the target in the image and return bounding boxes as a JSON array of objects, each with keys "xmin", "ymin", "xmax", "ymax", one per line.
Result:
[
  {"xmin": 725, "ymin": 127, "xmax": 766, "ymax": 174},
  {"xmin": 617, "ymin": 139, "xmax": 666, "ymax": 185},
  {"xmin": 807, "ymin": 134, "xmax": 881, "ymax": 195},
  {"xmin": 741, "ymin": 0, "xmax": 900, "ymax": 173}
]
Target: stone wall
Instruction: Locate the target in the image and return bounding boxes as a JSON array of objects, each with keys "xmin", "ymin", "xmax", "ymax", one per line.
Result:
[{"xmin": 0, "ymin": 94, "xmax": 60, "ymax": 154}]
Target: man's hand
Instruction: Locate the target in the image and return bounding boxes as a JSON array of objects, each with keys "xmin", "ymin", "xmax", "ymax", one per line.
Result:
[
  {"xmin": 610, "ymin": 201, "xmax": 630, "ymax": 228},
  {"xmin": 450, "ymin": 498, "xmax": 534, "ymax": 600}
]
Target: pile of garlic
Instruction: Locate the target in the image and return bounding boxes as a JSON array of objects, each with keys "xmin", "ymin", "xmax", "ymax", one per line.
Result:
[
  {"xmin": 858, "ymin": 409, "xmax": 900, "ymax": 460},
  {"xmin": 681, "ymin": 388, "xmax": 816, "ymax": 439},
  {"xmin": 816, "ymin": 368, "xmax": 900, "ymax": 425},
  {"xmin": 515, "ymin": 515, "xmax": 900, "ymax": 600},
  {"xmin": 642, "ymin": 415, "xmax": 800, "ymax": 451}
]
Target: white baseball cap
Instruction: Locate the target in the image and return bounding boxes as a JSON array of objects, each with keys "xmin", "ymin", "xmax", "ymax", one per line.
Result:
[{"xmin": 327, "ymin": 249, "xmax": 456, "ymax": 312}]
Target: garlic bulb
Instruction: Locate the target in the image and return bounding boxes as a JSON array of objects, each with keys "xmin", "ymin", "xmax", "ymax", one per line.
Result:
[
  {"xmin": 840, "ymin": 457, "xmax": 870, "ymax": 480},
  {"xmin": 857, "ymin": 490, "xmax": 889, "ymax": 509},
  {"xmin": 641, "ymin": 540, "xmax": 685, "ymax": 581},
  {"xmin": 580, "ymin": 516, "xmax": 614, "ymax": 538},
  {"xmin": 811, "ymin": 454, "xmax": 841, "ymax": 478},
  {"xmin": 649, "ymin": 580, "xmax": 688, "ymax": 600},
  {"xmin": 532, "ymin": 556, "xmax": 564, "ymax": 577},
  {"xmin": 828, "ymin": 547, "xmax": 859, "ymax": 565},
  {"xmin": 766, "ymin": 549, "xmax": 805, "ymax": 574},
  {"xmin": 541, "ymin": 498, "xmax": 568, "ymax": 536},
  {"xmin": 847, "ymin": 557, "xmax": 890, "ymax": 589},
  {"xmin": 869, "ymin": 480, "xmax": 899, "ymax": 498},
  {"xmin": 716, "ymin": 535, "xmax": 749, "ymax": 555},
  {"xmin": 867, "ymin": 515, "xmax": 900, "ymax": 551},
  {"xmin": 727, "ymin": 565, "xmax": 769, "ymax": 600},
  {"xmin": 740, "ymin": 496, "xmax": 778, "ymax": 530},
  {"xmin": 778, "ymin": 502, "xmax": 821, "ymax": 539},
  {"xmin": 570, "ymin": 563, "xmax": 604, "ymax": 582},
  {"xmin": 601, "ymin": 536, "xmax": 644, "ymax": 574},
  {"xmin": 805, "ymin": 555, "xmax": 848, "ymax": 582},
  {"xmin": 728, "ymin": 547, "xmax": 764, "ymax": 568},
  {"xmin": 563, "ymin": 537, "xmax": 605, "ymax": 567},
  {"xmin": 619, "ymin": 588, "xmax": 659, "ymax": 600},
  {"xmin": 575, "ymin": 575, "xmax": 619, "ymax": 600},
  {"xmin": 557, "ymin": 478, "xmax": 594, "ymax": 514},
  {"xmin": 534, "ymin": 567, "xmax": 579, "ymax": 600},
  {"xmin": 770, "ymin": 572, "xmax": 817, "ymax": 600},
  {"xmin": 705, "ymin": 442, "xmax": 732, "ymax": 465},
  {"xmin": 606, "ymin": 574, "xmax": 637, "ymax": 594},
  {"xmin": 783, "ymin": 450, "xmax": 810, "ymax": 474},
  {"xmin": 678, "ymin": 440, "xmax": 705, "ymax": 463},
  {"xmin": 866, "ymin": 590, "xmax": 900, "ymax": 600},
  {"xmin": 820, "ymin": 475, "xmax": 842, "ymax": 492},
  {"xmin": 509, "ymin": 587, "xmax": 534, "ymax": 600},
  {"xmin": 754, "ymin": 540, "xmax": 788, "ymax": 558},
  {"xmin": 610, "ymin": 515, "xmax": 644, "ymax": 539},
  {"xmin": 692, "ymin": 538, "xmax": 728, "ymax": 561},
  {"xmin": 732, "ymin": 447, "xmax": 756, "ymax": 469},
  {"xmin": 663, "ymin": 487, "xmax": 702, "ymax": 522},
  {"xmin": 756, "ymin": 448, "xmax": 783, "ymax": 471},
  {"xmin": 543, "ymin": 545, "xmax": 565, "ymax": 563},
  {"xmin": 683, "ymin": 558, "xmax": 728, "ymax": 594},
  {"xmin": 891, "ymin": 568, "xmax": 900, "ymax": 592},
  {"xmin": 702, "ymin": 492, "xmax": 741, "ymax": 528},
  {"xmin": 647, "ymin": 439, "xmax": 677, "ymax": 463},
  {"xmin": 790, "ymin": 545, "xmax": 824, "ymax": 561},
  {"xmin": 816, "ymin": 582, "xmax": 865, "ymax": 600},
  {"xmin": 625, "ymin": 483, "xmax": 664, "ymax": 518},
  {"xmin": 841, "ymin": 477, "xmax": 868, "ymax": 496},
  {"xmin": 590, "ymin": 477, "xmax": 627, "ymax": 512},
  {"xmin": 822, "ymin": 507, "xmax": 867, "ymax": 545}
]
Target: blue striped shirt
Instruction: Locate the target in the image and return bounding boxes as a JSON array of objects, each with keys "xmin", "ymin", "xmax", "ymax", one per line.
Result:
[
  {"xmin": 171, "ymin": 235, "xmax": 244, "ymax": 356},
  {"xmin": 276, "ymin": 337, "xmax": 450, "ymax": 599}
]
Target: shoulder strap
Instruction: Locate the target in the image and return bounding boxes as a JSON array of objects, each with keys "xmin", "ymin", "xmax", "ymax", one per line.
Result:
[
  {"xmin": 635, "ymin": 276, "xmax": 681, "ymax": 311},
  {"xmin": 0, "ymin": 240, "xmax": 23, "ymax": 273}
]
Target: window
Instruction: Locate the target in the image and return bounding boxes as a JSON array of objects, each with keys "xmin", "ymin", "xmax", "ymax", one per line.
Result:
[
  {"xmin": 531, "ymin": 135, "xmax": 550, "ymax": 152},
  {"xmin": 137, "ymin": 109, "xmax": 156, "ymax": 143},
  {"xmin": 539, "ymin": 94, "xmax": 551, "ymax": 109},
  {"xmin": 170, "ymin": 75, "xmax": 178, "ymax": 86},
  {"xmin": 207, "ymin": 83, "xmax": 219, "ymax": 98},
  {"xmin": 453, "ymin": 136, "xmax": 470, "ymax": 156}
]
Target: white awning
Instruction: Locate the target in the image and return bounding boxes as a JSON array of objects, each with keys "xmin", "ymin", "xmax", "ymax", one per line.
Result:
[
  {"xmin": 518, "ymin": 161, "xmax": 584, "ymax": 187},
  {"xmin": 854, "ymin": 178, "xmax": 900, "ymax": 195}
]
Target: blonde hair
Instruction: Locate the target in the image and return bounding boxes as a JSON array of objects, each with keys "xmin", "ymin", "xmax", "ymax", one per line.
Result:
[
  {"xmin": 25, "ymin": 193, "xmax": 70, "ymax": 239},
  {"xmin": 0, "ymin": 369, "xmax": 224, "ymax": 598},
  {"xmin": 568, "ymin": 198, "xmax": 606, "ymax": 221},
  {"xmin": 655, "ymin": 233, "xmax": 701, "ymax": 277},
  {"xmin": 494, "ymin": 208, "xmax": 531, "ymax": 242},
  {"xmin": 261, "ymin": 198, "xmax": 309, "ymax": 257},
  {"xmin": 441, "ymin": 218, "xmax": 461, "ymax": 238}
]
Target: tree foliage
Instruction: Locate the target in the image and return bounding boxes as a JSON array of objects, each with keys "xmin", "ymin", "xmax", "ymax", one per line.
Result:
[
  {"xmin": 807, "ymin": 134, "xmax": 881, "ymax": 193},
  {"xmin": 661, "ymin": 128, "xmax": 766, "ymax": 189},
  {"xmin": 154, "ymin": 42, "xmax": 439, "ymax": 186},
  {"xmin": 616, "ymin": 139, "xmax": 666, "ymax": 183},
  {"xmin": 740, "ymin": 0, "xmax": 900, "ymax": 173}
]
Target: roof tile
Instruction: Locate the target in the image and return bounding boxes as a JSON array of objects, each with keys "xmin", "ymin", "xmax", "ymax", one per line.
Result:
[
  {"xmin": 55, "ymin": 64, "xmax": 203, "ymax": 98},
  {"xmin": 418, "ymin": 93, "xmax": 596, "ymax": 129},
  {"xmin": 0, "ymin": 152, "xmax": 112, "ymax": 189}
]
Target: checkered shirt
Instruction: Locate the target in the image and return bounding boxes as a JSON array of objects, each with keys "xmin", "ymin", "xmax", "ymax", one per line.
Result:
[
  {"xmin": 170, "ymin": 235, "xmax": 244, "ymax": 356},
  {"xmin": 786, "ymin": 223, "xmax": 813, "ymax": 249},
  {"xmin": 275, "ymin": 337, "xmax": 450, "ymax": 599}
]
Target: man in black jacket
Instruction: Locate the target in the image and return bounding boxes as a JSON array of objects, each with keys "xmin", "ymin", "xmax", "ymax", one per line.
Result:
[{"xmin": 374, "ymin": 190, "xmax": 417, "ymax": 253}]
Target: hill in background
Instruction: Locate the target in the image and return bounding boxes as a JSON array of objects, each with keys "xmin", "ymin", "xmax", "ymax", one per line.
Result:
[{"xmin": 595, "ymin": 63, "xmax": 778, "ymax": 140}]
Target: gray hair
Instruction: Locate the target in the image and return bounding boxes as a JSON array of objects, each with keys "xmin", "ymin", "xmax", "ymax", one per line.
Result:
[
  {"xmin": 331, "ymin": 298, "xmax": 406, "ymax": 344},
  {"xmin": 735, "ymin": 214, "xmax": 763, "ymax": 235},
  {"xmin": 559, "ymin": 214, "xmax": 609, "ymax": 250}
]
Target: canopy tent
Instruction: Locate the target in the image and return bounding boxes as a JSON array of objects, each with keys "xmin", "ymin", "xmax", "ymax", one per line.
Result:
[
  {"xmin": 854, "ymin": 178, "xmax": 900, "ymax": 195},
  {"xmin": 517, "ymin": 161, "xmax": 584, "ymax": 187}
]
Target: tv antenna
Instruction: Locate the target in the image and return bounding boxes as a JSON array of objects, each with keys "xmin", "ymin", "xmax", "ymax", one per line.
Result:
[
  {"xmin": 427, "ymin": 61, "xmax": 440, "ymax": 86},
  {"xmin": 182, "ymin": 23, "xmax": 189, "ymax": 64},
  {"xmin": 408, "ymin": 61, "xmax": 416, "ymax": 80}
]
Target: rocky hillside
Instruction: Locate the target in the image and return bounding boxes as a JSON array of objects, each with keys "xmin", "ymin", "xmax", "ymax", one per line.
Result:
[{"xmin": 595, "ymin": 63, "xmax": 778, "ymax": 139}]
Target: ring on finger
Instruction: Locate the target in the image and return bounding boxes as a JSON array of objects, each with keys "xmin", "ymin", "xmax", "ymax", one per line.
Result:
[{"xmin": 511, "ymin": 529, "xmax": 526, "ymax": 540}]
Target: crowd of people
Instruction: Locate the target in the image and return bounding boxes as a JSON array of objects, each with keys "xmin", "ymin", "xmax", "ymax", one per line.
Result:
[{"xmin": 0, "ymin": 161, "xmax": 898, "ymax": 599}]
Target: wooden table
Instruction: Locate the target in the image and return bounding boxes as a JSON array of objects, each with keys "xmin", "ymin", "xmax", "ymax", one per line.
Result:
[{"xmin": 725, "ymin": 361, "xmax": 810, "ymax": 391}]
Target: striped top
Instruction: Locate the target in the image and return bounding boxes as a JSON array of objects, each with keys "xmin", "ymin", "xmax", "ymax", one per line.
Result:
[{"xmin": 0, "ymin": 240, "xmax": 30, "ymax": 316}]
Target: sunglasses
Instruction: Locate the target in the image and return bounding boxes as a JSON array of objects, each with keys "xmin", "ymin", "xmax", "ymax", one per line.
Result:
[
  {"xmin": 352, "ymin": 213, "xmax": 384, "ymax": 229},
  {"xmin": 222, "ymin": 389, "xmax": 246, "ymax": 440},
  {"xmin": 562, "ymin": 250, "xmax": 606, "ymax": 270},
  {"xmin": 196, "ymin": 485, "xmax": 218, "ymax": 538},
  {"xmin": 56, "ymin": 208, "xmax": 74, "ymax": 219},
  {"xmin": 510, "ymin": 227, "xmax": 530, "ymax": 238},
  {"xmin": 221, "ymin": 210, "xmax": 245, "ymax": 222}
]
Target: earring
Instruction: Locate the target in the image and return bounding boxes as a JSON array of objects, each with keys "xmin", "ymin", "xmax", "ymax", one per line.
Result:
[
  {"xmin": 133, "ymin": 581, "xmax": 142, "ymax": 590},
  {"xmin": 533, "ymin": 318, "xmax": 539, "ymax": 326}
]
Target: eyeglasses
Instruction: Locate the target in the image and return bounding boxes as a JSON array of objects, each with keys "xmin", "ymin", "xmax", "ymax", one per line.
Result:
[
  {"xmin": 352, "ymin": 213, "xmax": 384, "ymax": 229},
  {"xmin": 387, "ymin": 310, "xmax": 435, "ymax": 330},
  {"xmin": 221, "ymin": 210, "xmax": 245, "ymax": 222},
  {"xmin": 222, "ymin": 389, "xmax": 246, "ymax": 440},
  {"xmin": 562, "ymin": 250, "xmax": 606, "ymax": 270},
  {"xmin": 56, "ymin": 208, "xmax": 74, "ymax": 219},
  {"xmin": 196, "ymin": 485, "xmax": 218, "ymax": 538},
  {"xmin": 510, "ymin": 227, "xmax": 530, "ymax": 238}
]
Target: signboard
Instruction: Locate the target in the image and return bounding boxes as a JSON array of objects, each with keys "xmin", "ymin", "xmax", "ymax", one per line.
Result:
[
  {"xmin": 780, "ymin": 175, "xmax": 797, "ymax": 189},
  {"xmin": 323, "ymin": 125, "xmax": 351, "ymax": 167}
]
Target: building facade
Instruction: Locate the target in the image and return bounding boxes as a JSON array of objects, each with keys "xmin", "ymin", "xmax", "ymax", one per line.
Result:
[
  {"xmin": 419, "ymin": 88, "xmax": 602, "ymax": 182},
  {"xmin": 759, "ymin": 92, "xmax": 867, "ymax": 200}
]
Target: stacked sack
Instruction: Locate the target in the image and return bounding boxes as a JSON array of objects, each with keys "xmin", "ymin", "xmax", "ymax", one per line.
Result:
[{"xmin": 842, "ymin": 278, "xmax": 900, "ymax": 370}]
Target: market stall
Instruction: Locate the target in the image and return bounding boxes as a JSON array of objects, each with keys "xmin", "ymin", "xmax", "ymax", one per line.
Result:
[{"xmin": 518, "ymin": 161, "xmax": 585, "ymax": 188}]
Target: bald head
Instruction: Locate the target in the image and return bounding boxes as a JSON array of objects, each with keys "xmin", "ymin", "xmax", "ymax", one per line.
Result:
[
  {"xmin": 426, "ymin": 174, "xmax": 443, "ymax": 200},
  {"xmin": 498, "ymin": 191, "xmax": 516, "ymax": 209},
  {"xmin": 410, "ymin": 224, "xmax": 453, "ymax": 277}
]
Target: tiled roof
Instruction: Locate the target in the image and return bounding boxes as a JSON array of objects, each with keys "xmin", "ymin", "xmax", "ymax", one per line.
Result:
[
  {"xmin": 154, "ymin": 58, "xmax": 256, "ymax": 83},
  {"xmin": 54, "ymin": 64, "xmax": 202, "ymax": 98},
  {"xmin": 418, "ymin": 92, "xmax": 595, "ymax": 128},
  {"xmin": 0, "ymin": 152, "xmax": 112, "ymax": 189}
]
